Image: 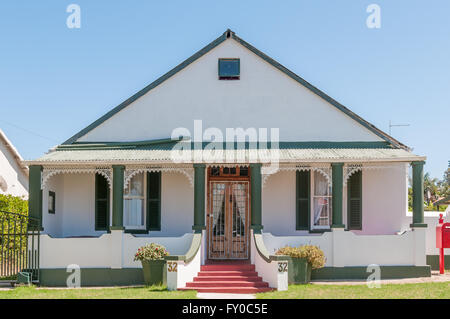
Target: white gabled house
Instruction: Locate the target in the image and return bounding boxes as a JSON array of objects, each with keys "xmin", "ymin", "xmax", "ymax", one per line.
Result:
[
  {"xmin": 25, "ymin": 30, "xmax": 431, "ymax": 289},
  {"xmin": 0, "ymin": 129, "xmax": 28, "ymax": 199}
]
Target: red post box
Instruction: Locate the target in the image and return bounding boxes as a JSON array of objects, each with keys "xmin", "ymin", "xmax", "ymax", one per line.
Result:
[{"xmin": 436, "ymin": 214, "xmax": 450, "ymax": 274}]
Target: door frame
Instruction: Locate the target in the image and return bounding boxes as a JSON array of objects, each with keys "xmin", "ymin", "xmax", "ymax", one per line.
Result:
[{"xmin": 206, "ymin": 166, "xmax": 251, "ymax": 260}]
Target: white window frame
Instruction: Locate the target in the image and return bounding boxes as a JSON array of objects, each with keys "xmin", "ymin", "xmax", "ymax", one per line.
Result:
[
  {"xmin": 310, "ymin": 171, "xmax": 332, "ymax": 230},
  {"xmin": 123, "ymin": 173, "xmax": 147, "ymax": 230}
]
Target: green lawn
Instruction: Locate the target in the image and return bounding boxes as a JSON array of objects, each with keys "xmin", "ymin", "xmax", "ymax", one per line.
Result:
[
  {"xmin": 257, "ymin": 282, "xmax": 450, "ymax": 299},
  {"xmin": 0, "ymin": 285, "xmax": 197, "ymax": 299}
]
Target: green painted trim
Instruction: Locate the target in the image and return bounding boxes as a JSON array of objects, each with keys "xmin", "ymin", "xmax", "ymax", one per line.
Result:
[
  {"xmin": 230, "ymin": 32, "xmax": 408, "ymax": 150},
  {"xmin": 48, "ymin": 191, "xmax": 55, "ymax": 214},
  {"xmin": 165, "ymin": 232, "xmax": 202, "ymax": 263},
  {"xmin": 60, "ymin": 28, "xmax": 406, "ymax": 151},
  {"xmin": 250, "ymin": 163, "xmax": 262, "ymax": 230},
  {"xmin": 311, "ymin": 266, "xmax": 431, "ymax": 280},
  {"xmin": 55, "ymin": 141, "xmax": 394, "ymax": 152},
  {"xmin": 192, "ymin": 164, "xmax": 206, "ymax": 231},
  {"xmin": 410, "ymin": 223, "xmax": 428, "ymax": 228},
  {"xmin": 332, "ymin": 163, "xmax": 344, "ymax": 228},
  {"xmin": 412, "ymin": 161, "xmax": 425, "ymax": 225},
  {"xmin": 59, "ymin": 137, "xmax": 185, "ymax": 150},
  {"xmin": 29, "ymin": 165, "xmax": 43, "ymax": 229},
  {"xmin": 218, "ymin": 58, "xmax": 240, "ymax": 78},
  {"xmin": 111, "ymin": 165, "xmax": 125, "ymax": 230},
  {"xmin": 62, "ymin": 31, "xmax": 228, "ymax": 145},
  {"xmin": 296, "ymin": 170, "xmax": 310, "ymax": 231},
  {"xmin": 426, "ymin": 255, "xmax": 450, "ymax": 270},
  {"xmin": 347, "ymin": 170, "xmax": 362, "ymax": 230},
  {"xmin": 253, "ymin": 233, "xmax": 290, "ymax": 263},
  {"xmin": 147, "ymin": 171, "xmax": 162, "ymax": 231},
  {"xmin": 109, "ymin": 226, "xmax": 125, "ymax": 230},
  {"xmin": 39, "ymin": 268, "xmax": 144, "ymax": 287},
  {"xmin": 95, "ymin": 174, "xmax": 110, "ymax": 231}
]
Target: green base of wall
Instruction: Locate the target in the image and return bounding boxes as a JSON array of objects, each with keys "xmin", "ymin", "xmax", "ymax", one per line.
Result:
[
  {"xmin": 426, "ymin": 255, "xmax": 450, "ymax": 271},
  {"xmin": 39, "ymin": 268, "xmax": 144, "ymax": 287},
  {"xmin": 311, "ymin": 266, "xmax": 431, "ymax": 280}
]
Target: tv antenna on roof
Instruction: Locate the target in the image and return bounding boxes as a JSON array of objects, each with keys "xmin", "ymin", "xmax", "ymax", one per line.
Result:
[{"xmin": 389, "ymin": 120, "xmax": 410, "ymax": 135}]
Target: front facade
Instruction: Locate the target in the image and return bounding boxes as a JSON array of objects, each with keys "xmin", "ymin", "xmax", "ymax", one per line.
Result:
[{"xmin": 25, "ymin": 30, "xmax": 430, "ymax": 288}]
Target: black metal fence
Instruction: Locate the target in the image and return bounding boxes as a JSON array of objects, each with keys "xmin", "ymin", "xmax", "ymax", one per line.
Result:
[{"xmin": 0, "ymin": 211, "xmax": 40, "ymax": 284}]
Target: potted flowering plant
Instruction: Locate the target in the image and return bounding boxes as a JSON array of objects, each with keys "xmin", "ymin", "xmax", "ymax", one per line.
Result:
[
  {"xmin": 276, "ymin": 245, "xmax": 326, "ymax": 284},
  {"xmin": 134, "ymin": 243, "xmax": 169, "ymax": 286}
]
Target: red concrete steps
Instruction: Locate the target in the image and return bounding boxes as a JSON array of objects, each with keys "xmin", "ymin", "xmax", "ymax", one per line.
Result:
[{"xmin": 179, "ymin": 262, "xmax": 273, "ymax": 294}]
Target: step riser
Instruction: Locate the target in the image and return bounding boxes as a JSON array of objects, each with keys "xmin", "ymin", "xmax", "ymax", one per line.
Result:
[
  {"xmin": 186, "ymin": 282, "xmax": 268, "ymax": 288},
  {"xmin": 198, "ymin": 271, "xmax": 258, "ymax": 277},
  {"xmin": 194, "ymin": 276, "xmax": 262, "ymax": 282},
  {"xmin": 179, "ymin": 287, "xmax": 273, "ymax": 294},
  {"xmin": 181, "ymin": 263, "xmax": 271, "ymax": 294},
  {"xmin": 201, "ymin": 265, "xmax": 255, "ymax": 271}
]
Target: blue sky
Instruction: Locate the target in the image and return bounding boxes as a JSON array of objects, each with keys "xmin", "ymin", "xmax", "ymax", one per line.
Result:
[{"xmin": 0, "ymin": 1, "xmax": 448, "ymax": 179}]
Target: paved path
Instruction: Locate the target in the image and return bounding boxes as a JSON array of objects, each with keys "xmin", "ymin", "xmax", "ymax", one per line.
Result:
[
  {"xmin": 197, "ymin": 293, "xmax": 255, "ymax": 299},
  {"xmin": 311, "ymin": 272, "xmax": 450, "ymax": 286}
]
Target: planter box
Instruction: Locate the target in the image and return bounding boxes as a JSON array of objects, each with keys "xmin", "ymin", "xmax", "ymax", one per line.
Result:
[
  {"xmin": 288, "ymin": 257, "xmax": 312, "ymax": 284},
  {"xmin": 141, "ymin": 260, "xmax": 166, "ymax": 286}
]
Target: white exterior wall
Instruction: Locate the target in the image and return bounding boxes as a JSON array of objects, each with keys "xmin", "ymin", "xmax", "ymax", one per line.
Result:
[
  {"xmin": 40, "ymin": 232, "xmax": 193, "ymax": 269},
  {"xmin": 0, "ymin": 140, "xmax": 28, "ymax": 198},
  {"xmin": 153, "ymin": 172, "xmax": 193, "ymax": 236},
  {"xmin": 78, "ymin": 39, "xmax": 383, "ymax": 143},
  {"xmin": 43, "ymin": 175, "xmax": 64, "ymax": 237},
  {"xmin": 262, "ymin": 229, "xmax": 426, "ymax": 267},
  {"xmin": 42, "ymin": 172, "xmax": 193, "ymax": 238},
  {"xmin": 262, "ymin": 164, "xmax": 408, "ymax": 236},
  {"xmin": 402, "ymin": 211, "xmax": 450, "ymax": 256}
]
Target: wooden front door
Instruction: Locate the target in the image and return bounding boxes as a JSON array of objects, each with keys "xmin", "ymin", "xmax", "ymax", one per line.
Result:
[{"xmin": 207, "ymin": 180, "xmax": 250, "ymax": 259}]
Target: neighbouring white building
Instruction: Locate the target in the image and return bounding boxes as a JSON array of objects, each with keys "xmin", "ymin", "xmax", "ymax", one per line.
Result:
[
  {"xmin": 0, "ymin": 129, "xmax": 28, "ymax": 199},
  {"xmin": 25, "ymin": 30, "xmax": 434, "ymax": 290}
]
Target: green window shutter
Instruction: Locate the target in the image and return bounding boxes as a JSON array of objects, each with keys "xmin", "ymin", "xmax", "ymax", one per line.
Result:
[
  {"xmin": 347, "ymin": 171, "xmax": 362, "ymax": 230},
  {"xmin": 296, "ymin": 170, "xmax": 310, "ymax": 230},
  {"xmin": 147, "ymin": 171, "xmax": 161, "ymax": 231},
  {"xmin": 95, "ymin": 174, "xmax": 110, "ymax": 231}
]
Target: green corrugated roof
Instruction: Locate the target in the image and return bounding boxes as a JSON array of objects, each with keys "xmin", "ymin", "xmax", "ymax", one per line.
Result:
[{"xmin": 25, "ymin": 143, "xmax": 425, "ymax": 165}]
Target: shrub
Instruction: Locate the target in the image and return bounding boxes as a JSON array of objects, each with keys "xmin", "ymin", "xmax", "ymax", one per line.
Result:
[
  {"xmin": 134, "ymin": 243, "xmax": 169, "ymax": 261},
  {"xmin": 0, "ymin": 194, "xmax": 28, "ymax": 215},
  {"xmin": 276, "ymin": 245, "xmax": 326, "ymax": 269}
]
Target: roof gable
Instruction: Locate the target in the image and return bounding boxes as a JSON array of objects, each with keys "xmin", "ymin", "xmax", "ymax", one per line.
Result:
[{"xmin": 62, "ymin": 29, "xmax": 408, "ymax": 150}]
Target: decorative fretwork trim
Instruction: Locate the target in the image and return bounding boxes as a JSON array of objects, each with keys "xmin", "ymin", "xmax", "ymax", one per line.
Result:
[
  {"xmin": 41, "ymin": 166, "xmax": 112, "ymax": 189},
  {"xmin": 261, "ymin": 163, "xmax": 332, "ymax": 188},
  {"xmin": 343, "ymin": 163, "xmax": 407, "ymax": 186},
  {"xmin": 123, "ymin": 165, "xmax": 194, "ymax": 189}
]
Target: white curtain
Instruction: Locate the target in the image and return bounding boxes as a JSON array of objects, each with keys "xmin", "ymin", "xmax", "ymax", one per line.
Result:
[
  {"xmin": 212, "ymin": 183, "xmax": 225, "ymax": 234},
  {"xmin": 313, "ymin": 172, "xmax": 328, "ymax": 225},
  {"xmin": 124, "ymin": 173, "xmax": 144, "ymax": 227},
  {"xmin": 233, "ymin": 184, "xmax": 247, "ymax": 235}
]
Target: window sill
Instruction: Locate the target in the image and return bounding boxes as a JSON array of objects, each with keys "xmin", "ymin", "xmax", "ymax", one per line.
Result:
[
  {"xmin": 309, "ymin": 228, "xmax": 331, "ymax": 234},
  {"xmin": 124, "ymin": 229, "xmax": 148, "ymax": 234}
]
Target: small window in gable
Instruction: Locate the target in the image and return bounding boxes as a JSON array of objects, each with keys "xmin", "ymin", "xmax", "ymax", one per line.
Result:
[{"xmin": 218, "ymin": 58, "xmax": 240, "ymax": 80}]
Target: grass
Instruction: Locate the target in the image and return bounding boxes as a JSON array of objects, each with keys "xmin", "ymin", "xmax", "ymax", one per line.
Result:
[
  {"xmin": 257, "ymin": 282, "xmax": 450, "ymax": 299},
  {"xmin": 0, "ymin": 285, "xmax": 197, "ymax": 299}
]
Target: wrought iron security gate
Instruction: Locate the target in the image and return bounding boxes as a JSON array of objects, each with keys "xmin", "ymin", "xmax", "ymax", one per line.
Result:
[
  {"xmin": 207, "ymin": 181, "xmax": 250, "ymax": 259},
  {"xmin": 0, "ymin": 211, "xmax": 40, "ymax": 284}
]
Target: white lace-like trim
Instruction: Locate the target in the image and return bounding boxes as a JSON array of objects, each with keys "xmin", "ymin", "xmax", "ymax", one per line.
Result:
[
  {"xmin": 123, "ymin": 165, "xmax": 194, "ymax": 189},
  {"xmin": 42, "ymin": 166, "xmax": 112, "ymax": 189},
  {"xmin": 262, "ymin": 164, "xmax": 332, "ymax": 187}
]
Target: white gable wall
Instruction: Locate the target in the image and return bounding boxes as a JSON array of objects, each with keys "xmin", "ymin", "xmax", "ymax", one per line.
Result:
[
  {"xmin": 77, "ymin": 39, "xmax": 383, "ymax": 143},
  {"xmin": 0, "ymin": 141, "xmax": 28, "ymax": 198}
]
